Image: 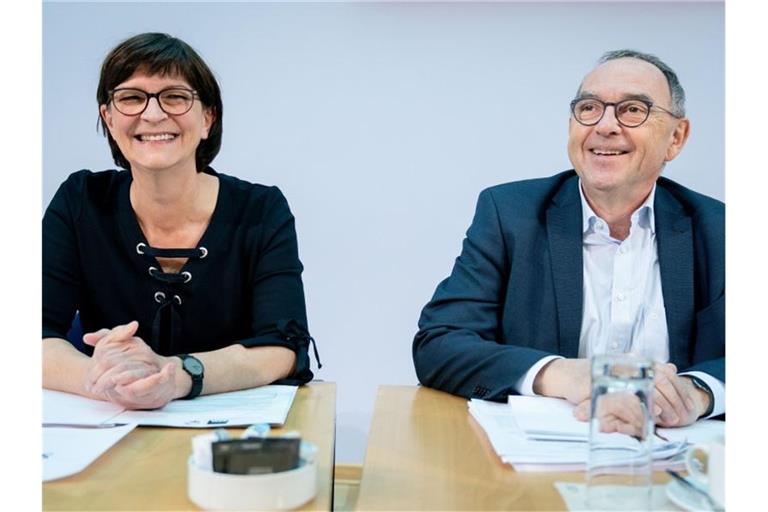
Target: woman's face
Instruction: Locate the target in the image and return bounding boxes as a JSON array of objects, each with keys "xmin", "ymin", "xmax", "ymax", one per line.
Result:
[{"xmin": 100, "ymin": 71, "xmax": 214, "ymax": 175}]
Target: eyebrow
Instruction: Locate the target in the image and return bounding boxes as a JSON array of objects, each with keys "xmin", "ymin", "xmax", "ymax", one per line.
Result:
[{"xmin": 576, "ymin": 91, "xmax": 655, "ymax": 103}]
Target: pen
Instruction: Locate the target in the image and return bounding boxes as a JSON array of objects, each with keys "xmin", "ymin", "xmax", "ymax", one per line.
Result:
[
  {"xmin": 43, "ymin": 422, "xmax": 128, "ymax": 429},
  {"xmin": 666, "ymin": 469, "xmax": 723, "ymax": 512}
]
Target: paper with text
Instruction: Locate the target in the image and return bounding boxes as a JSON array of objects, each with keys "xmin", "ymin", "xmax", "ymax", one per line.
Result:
[
  {"xmin": 42, "ymin": 385, "xmax": 298, "ymax": 427},
  {"xmin": 117, "ymin": 385, "xmax": 298, "ymax": 427},
  {"xmin": 43, "ymin": 424, "xmax": 137, "ymax": 481}
]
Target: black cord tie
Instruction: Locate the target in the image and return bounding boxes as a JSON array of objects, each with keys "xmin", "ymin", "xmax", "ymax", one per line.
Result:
[
  {"xmin": 148, "ymin": 267, "xmax": 192, "ymax": 284},
  {"xmin": 277, "ymin": 319, "xmax": 322, "ymax": 369},
  {"xmin": 136, "ymin": 242, "xmax": 208, "ymax": 259},
  {"xmin": 151, "ymin": 293, "xmax": 182, "ymax": 354}
]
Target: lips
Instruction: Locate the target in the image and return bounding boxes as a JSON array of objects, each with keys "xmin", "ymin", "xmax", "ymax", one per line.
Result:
[
  {"xmin": 135, "ymin": 133, "xmax": 178, "ymax": 142},
  {"xmin": 589, "ymin": 148, "xmax": 628, "ymax": 156}
]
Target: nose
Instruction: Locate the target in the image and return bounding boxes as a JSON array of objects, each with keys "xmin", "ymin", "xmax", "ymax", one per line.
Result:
[
  {"xmin": 140, "ymin": 96, "xmax": 168, "ymax": 122},
  {"xmin": 594, "ymin": 104, "xmax": 622, "ymax": 136}
]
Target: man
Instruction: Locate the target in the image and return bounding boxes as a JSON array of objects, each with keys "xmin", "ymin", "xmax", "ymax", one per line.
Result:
[{"xmin": 412, "ymin": 50, "xmax": 724, "ymax": 430}]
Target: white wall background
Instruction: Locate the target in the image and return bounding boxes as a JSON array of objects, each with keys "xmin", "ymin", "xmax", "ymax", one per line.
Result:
[{"xmin": 43, "ymin": 1, "xmax": 724, "ymax": 463}]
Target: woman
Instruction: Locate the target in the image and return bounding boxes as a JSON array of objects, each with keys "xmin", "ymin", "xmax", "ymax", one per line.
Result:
[{"xmin": 43, "ymin": 33, "xmax": 318, "ymax": 409}]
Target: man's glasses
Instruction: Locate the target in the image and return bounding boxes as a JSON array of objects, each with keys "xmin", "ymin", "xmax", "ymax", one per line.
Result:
[
  {"xmin": 570, "ymin": 98, "xmax": 681, "ymax": 128},
  {"xmin": 109, "ymin": 87, "xmax": 199, "ymax": 116}
]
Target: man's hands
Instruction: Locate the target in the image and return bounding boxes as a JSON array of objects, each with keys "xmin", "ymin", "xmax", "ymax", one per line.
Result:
[
  {"xmin": 535, "ymin": 358, "xmax": 712, "ymax": 429},
  {"xmin": 83, "ymin": 321, "xmax": 184, "ymax": 409},
  {"xmin": 533, "ymin": 358, "xmax": 591, "ymax": 404}
]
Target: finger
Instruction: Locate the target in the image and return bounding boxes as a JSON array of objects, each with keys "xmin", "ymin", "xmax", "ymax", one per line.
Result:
[
  {"xmin": 652, "ymin": 388, "xmax": 678, "ymax": 425},
  {"xmin": 573, "ymin": 400, "xmax": 590, "ymax": 421},
  {"xmin": 600, "ymin": 394, "xmax": 645, "ymax": 430},
  {"xmin": 656, "ymin": 362, "xmax": 694, "ymax": 412},
  {"xmin": 116, "ymin": 362, "xmax": 175, "ymax": 399},
  {"xmin": 614, "ymin": 419, "xmax": 642, "ymax": 438},
  {"xmin": 654, "ymin": 376, "xmax": 687, "ymax": 424},
  {"xmin": 93, "ymin": 362, "xmax": 158, "ymax": 393},
  {"xmin": 90, "ymin": 321, "xmax": 140, "ymax": 348},
  {"xmin": 598, "ymin": 415, "xmax": 621, "ymax": 434},
  {"xmin": 82, "ymin": 328, "xmax": 111, "ymax": 346}
]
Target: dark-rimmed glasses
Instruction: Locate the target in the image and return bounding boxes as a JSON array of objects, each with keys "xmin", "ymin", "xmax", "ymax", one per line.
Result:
[
  {"xmin": 570, "ymin": 98, "xmax": 681, "ymax": 128},
  {"xmin": 109, "ymin": 87, "xmax": 199, "ymax": 116}
]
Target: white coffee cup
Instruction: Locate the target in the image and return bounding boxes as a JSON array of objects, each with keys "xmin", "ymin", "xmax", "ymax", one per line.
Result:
[{"xmin": 684, "ymin": 440, "xmax": 725, "ymax": 507}]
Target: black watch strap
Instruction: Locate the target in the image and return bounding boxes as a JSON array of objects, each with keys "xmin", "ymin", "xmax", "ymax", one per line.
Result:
[
  {"xmin": 178, "ymin": 354, "xmax": 204, "ymax": 400},
  {"xmin": 687, "ymin": 375, "xmax": 714, "ymax": 418}
]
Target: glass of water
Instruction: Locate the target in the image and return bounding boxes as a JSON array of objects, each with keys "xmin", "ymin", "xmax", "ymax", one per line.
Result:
[{"xmin": 586, "ymin": 353, "xmax": 654, "ymax": 511}]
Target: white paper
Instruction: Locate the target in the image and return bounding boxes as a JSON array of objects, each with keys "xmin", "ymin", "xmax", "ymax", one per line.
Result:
[
  {"xmin": 117, "ymin": 385, "xmax": 298, "ymax": 427},
  {"xmin": 507, "ymin": 396, "xmax": 589, "ymax": 440},
  {"xmin": 469, "ymin": 398, "xmax": 721, "ymax": 472},
  {"xmin": 554, "ymin": 481, "xmax": 674, "ymax": 511},
  {"xmin": 43, "ymin": 424, "xmax": 137, "ymax": 481},
  {"xmin": 43, "ymin": 389, "xmax": 124, "ymax": 425},
  {"xmin": 43, "ymin": 385, "xmax": 298, "ymax": 428}
]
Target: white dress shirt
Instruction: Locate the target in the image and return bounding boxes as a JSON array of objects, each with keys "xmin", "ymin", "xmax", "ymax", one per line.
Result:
[{"xmin": 515, "ymin": 181, "xmax": 724, "ymax": 418}]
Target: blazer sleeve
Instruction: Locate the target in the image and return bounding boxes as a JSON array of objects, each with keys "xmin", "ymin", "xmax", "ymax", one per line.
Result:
[
  {"xmin": 237, "ymin": 187, "xmax": 316, "ymax": 385},
  {"xmin": 413, "ymin": 188, "xmax": 555, "ymax": 401}
]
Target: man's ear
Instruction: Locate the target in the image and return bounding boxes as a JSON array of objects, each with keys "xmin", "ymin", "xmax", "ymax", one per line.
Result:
[{"xmin": 665, "ymin": 118, "xmax": 691, "ymax": 162}]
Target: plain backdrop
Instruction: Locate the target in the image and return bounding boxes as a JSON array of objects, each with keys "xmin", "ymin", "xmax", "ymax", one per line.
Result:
[{"xmin": 43, "ymin": 1, "xmax": 723, "ymax": 463}]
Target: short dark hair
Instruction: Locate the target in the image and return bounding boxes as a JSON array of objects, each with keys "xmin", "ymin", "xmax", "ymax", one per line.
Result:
[
  {"xmin": 97, "ymin": 33, "xmax": 223, "ymax": 172},
  {"xmin": 597, "ymin": 49, "xmax": 686, "ymax": 117}
]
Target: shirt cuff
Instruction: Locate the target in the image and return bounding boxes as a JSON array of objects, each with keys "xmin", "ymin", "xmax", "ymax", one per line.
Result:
[
  {"xmin": 515, "ymin": 355, "xmax": 563, "ymax": 396},
  {"xmin": 680, "ymin": 371, "xmax": 725, "ymax": 418}
]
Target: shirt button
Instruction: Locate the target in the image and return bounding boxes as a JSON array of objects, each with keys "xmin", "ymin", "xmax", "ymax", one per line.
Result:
[
  {"xmin": 619, "ymin": 245, "xmax": 628, "ymax": 254},
  {"xmin": 617, "ymin": 293, "xmax": 626, "ymax": 301},
  {"xmin": 611, "ymin": 342, "xmax": 619, "ymax": 349}
]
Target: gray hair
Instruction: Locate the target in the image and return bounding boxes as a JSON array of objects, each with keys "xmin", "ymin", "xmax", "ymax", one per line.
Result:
[{"xmin": 586, "ymin": 49, "xmax": 686, "ymax": 117}]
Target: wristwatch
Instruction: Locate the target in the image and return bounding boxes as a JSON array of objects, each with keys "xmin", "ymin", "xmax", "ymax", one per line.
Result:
[
  {"xmin": 686, "ymin": 375, "xmax": 714, "ymax": 418},
  {"xmin": 178, "ymin": 354, "xmax": 204, "ymax": 400}
]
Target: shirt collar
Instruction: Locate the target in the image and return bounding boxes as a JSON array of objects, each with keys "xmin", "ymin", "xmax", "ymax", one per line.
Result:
[{"xmin": 579, "ymin": 180, "xmax": 657, "ymax": 235}]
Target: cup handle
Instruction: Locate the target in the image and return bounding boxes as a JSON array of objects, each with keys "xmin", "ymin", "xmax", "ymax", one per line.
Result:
[{"xmin": 684, "ymin": 444, "xmax": 710, "ymax": 486}]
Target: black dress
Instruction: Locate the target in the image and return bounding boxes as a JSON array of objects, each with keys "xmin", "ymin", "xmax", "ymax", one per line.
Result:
[{"xmin": 43, "ymin": 168, "xmax": 316, "ymax": 384}]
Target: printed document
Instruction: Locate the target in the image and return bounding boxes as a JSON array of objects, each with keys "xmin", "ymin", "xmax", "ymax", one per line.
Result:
[
  {"xmin": 469, "ymin": 397, "xmax": 724, "ymax": 472},
  {"xmin": 43, "ymin": 385, "xmax": 298, "ymax": 428}
]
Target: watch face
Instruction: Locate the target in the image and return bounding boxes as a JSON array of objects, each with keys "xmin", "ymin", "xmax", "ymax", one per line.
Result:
[{"xmin": 183, "ymin": 356, "xmax": 204, "ymax": 376}]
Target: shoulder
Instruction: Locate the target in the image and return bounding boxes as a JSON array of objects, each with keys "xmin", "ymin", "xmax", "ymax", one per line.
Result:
[
  {"xmin": 478, "ymin": 170, "xmax": 578, "ymax": 219},
  {"xmin": 212, "ymin": 169, "xmax": 293, "ymax": 224},
  {"xmin": 482, "ymin": 170, "xmax": 577, "ymax": 202},
  {"xmin": 656, "ymin": 176, "xmax": 724, "ymax": 222},
  {"xmin": 48, "ymin": 169, "xmax": 128, "ymax": 216}
]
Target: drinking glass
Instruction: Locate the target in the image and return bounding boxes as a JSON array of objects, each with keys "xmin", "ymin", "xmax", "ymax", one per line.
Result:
[{"xmin": 586, "ymin": 353, "xmax": 654, "ymax": 511}]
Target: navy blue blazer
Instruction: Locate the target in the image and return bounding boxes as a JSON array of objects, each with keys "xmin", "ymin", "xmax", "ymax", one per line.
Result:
[{"xmin": 413, "ymin": 171, "xmax": 724, "ymax": 402}]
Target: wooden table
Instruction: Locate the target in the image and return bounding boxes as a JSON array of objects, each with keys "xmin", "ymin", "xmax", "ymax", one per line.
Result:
[
  {"xmin": 356, "ymin": 385, "xmax": 671, "ymax": 511},
  {"xmin": 43, "ymin": 382, "xmax": 336, "ymax": 511}
]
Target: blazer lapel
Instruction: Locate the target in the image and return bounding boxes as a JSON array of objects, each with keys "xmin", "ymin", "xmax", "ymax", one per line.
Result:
[
  {"xmin": 546, "ymin": 177, "xmax": 583, "ymax": 358},
  {"xmin": 654, "ymin": 185, "xmax": 694, "ymax": 368}
]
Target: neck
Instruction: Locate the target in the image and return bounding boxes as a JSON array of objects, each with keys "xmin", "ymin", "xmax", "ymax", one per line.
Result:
[
  {"xmin": 582, "ymin": 183, "xmax": 653, "ymax": 241},
  {"xmin": 130, "ymin": 166, "xmax": 209, "ymax": 233}
]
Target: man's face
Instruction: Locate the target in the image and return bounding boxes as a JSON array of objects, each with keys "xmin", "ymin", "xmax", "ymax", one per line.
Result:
[{"xmin": 567, "ymin": 58, "xmax": 690, "ymax": 204}]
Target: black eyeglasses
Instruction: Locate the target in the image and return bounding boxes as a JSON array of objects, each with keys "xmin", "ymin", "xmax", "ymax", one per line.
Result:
[
  {"xmin": 570, "ymin": 98, "xmax": 681, "ymax": 128},
  {"xmin": 109, "ymin": 87, "xmax": 199, "ymax": 116}
]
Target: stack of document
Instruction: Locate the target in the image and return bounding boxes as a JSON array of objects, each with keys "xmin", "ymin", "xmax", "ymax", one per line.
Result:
[{"xmin": 468, "ymin": 396, "xmax": 724, "ymax": 472}]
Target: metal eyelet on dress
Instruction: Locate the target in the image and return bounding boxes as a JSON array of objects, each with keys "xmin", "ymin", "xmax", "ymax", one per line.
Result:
[
  {"xmin": 182, "ymin": 271, "xmax": 192, "ymax": 283},
  {"xmin": 148, "ymin": 266, "xmax": 158, "ymax": 277},
  {"xmin": 199, "ymin": 247, "xmax": 208, "ymax": 259},
  {"xmin": 136, "ymin": 242, "xmax": 146, "ymax": 254},
  {"xmin": 173, "ymin": 295, "xmax": 182, "ymax": 305},
  {"xmin": 154, "ymin": 291, "xmax": 166, "ymax": 303}
]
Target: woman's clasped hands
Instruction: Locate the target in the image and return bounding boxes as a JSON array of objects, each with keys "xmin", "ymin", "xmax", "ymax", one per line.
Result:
[{"xmin": 83, "ymin": 321, "xmax": 179, "ymax": 409}]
